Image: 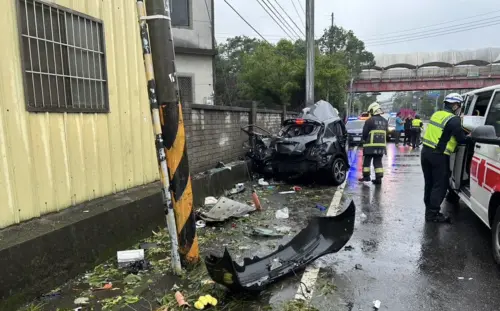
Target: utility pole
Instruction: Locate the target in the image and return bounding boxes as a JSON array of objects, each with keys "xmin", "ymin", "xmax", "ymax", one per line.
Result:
[
  {"xmin": 305, "ymin": 0, "xmax": 315, "ymax": 106},
  {"xmin": 143, "ymin": 0, "xmax": 199, "ymax": 264},
  {"xmin": 331, "ymin": 13, "xmax": 334, "ymax": 29},
  {"xmin": 135, "ymin": 0, "xmax": 181, "ymax": 274}
]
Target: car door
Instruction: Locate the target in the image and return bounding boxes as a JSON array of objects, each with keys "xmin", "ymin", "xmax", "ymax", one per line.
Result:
[
  {"xmin": 470, "ymin": 90, "xmax": 500, "ymax": 225},
  {"xmin": 334, "ymin": 121, "xmax": 348, "ymax": 152}
]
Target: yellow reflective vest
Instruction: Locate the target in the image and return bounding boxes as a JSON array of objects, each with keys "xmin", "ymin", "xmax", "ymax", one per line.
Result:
[
  {"xmin": 422, "ymin": 110, "xmax": 458, "ymax": 155},
  {"xmin": 412, "ymin": 119, "xmax": 423, "ymax": 128}
]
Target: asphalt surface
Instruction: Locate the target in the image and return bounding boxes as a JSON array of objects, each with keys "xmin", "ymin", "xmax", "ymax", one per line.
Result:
[
  {"xmin": 300, "ymin": 144, "xmax": 500, "ymax": 311},
  {"xmin": 23, "ymin": 142, "xmax": 500, "ymax": 311}
]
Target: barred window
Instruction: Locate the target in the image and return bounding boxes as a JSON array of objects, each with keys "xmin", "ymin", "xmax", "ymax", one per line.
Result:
[
  {"xmin": 178, "ymin": 76, "xmax": 193, "ymax": 104},
  {"xmin": 18, "ymin": 0, "xmax": 108, "ymax": 113}
]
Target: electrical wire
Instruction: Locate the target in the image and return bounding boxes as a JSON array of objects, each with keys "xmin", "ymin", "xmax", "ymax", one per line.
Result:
[
  {"xmin": 364, "ymin": 15, "xmax": 500, "ymax": 43},
  {"xmin": 273, "ymin": 0, "xmax": 305, "ymax": 37},
  {"xmin": 362, "ymin": 9, "xmax": 500, "ymax": 39},
  {"xmin": 366, "ymin": 20, "xmax": 500, "ymax": 47},
  {"xmin": 223, "ymin": 0, "xmax": 270, "ymax": 43},
  {"xmin": 290, "ymin": 0, "xmax": 305, "ymax": 28},
  {"xmin": 254, "ymin": 0, "xmax": 294, "ymax": 40},
  {"xmin": 259, "ymin": 0, "xmax": 301, "ymax": 39},
  {"xmin": 296, "ymin": 0, "xmax": 305, "ymax": 15}
]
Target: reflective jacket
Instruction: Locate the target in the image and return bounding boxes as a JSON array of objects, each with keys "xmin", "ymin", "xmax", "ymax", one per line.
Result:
[
  {"xmin": 362, "ymin": 115, "xmax": 388, "ymax": 155},
  {"xmin": 412, "ymin": 119, "xmax": 423, "ymax": 129},
  {"xmin": 422, "ymin": 110, "xmax": 457, "ymax": 155}
]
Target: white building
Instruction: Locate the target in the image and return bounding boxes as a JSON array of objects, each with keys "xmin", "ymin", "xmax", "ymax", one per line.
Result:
[{"xmin": 171, "ymin": 0, "xmax": 215, "ymax": 105}]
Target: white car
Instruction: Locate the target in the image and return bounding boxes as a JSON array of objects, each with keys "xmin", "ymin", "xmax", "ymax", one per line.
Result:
[{"xmin": 447, "ymin": 85, "xmax": 500, "ymax": 263}]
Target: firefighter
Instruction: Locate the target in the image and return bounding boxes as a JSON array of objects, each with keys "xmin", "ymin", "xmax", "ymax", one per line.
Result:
[
  {"xmin": 359, "ymin": 102, "xmax": 389, "ymax": 185},
  {"xmin": 411, "ymin": 114, "xmax": 423, "ymax": 148},
  {"xmin": 421, "ymin": 93, "xmax": 468, "ymax": 223}
]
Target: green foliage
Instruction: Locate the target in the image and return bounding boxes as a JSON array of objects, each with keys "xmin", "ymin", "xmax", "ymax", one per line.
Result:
[{"xmin": 214, "ymin": 25, "xmax": 373, "ymax": 110}]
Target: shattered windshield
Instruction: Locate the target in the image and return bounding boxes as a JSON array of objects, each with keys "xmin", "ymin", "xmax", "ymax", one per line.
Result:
[
  {"xmin": 280, "ymin": 124, "xmax": 319, "ymax": 137},
  {"xmin": 300, "ymin": 100, "xmax": 339, "ymax": 123}
]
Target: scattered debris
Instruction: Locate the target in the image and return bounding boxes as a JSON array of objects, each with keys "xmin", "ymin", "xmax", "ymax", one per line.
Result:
[
  {"xmin": 215, "ymin": 161, "xmax": 227, "ymax": 168},
  {"xmin": 204, "ymin": 196, "xmax": 218, "ymax": 206},
  {"xmin": 315, "ymin": 204, "xmax": 327, "ymax": 212},
  {"xmin": 117, "ymin": 249, "xmax": 144, "ymax": 268},
  {"xmin": 252, "ymin": 227, "xmax": 285, "ymax": 237},
  {"xmin": 140, "ymin": 242, "xmax": 159, "ymax": 250},
  {"xmin": 194, "ymin": 295, "xmax": 218, "ymax": 310},
  {"xmin": 171, "ymin": 283, "xmax": 180, "ymax": 291},
  {"xmin": 196, "ymin": 220, "xmax": 206, "ymax": 228},
  {"xmin": 458, "ymin": 277, "xmax": 465, "ymax": 280},
  {"xmin": 252, "ymin": 190, "xmax": 262, "ymax": 211},
  {"xmin": 124, "ymin": 274, "xmax": 142, "ymax": 285},
  {"xmin": 373, "ymin": 300, "xmax": 381, "ymax": 309},
  {"xmin": 275, "ymin": 207, "xmax": 290, "ymax": 219},
  {"xmin": 292, "ymin": 186, "xmax": 302, "ymax": 192},
  {"xmin": 126, "ymin": 259, "xmax": 151, "ymax": 274},
  {"xmin": 226, "ymin": 183, "xmax": 245, "ymax": 196},
  {"xmin": 41, "ymin": 289, "xmax": 61, "ymax": 299},
  {"xmin": 275, "ymin": 225, "xmax": 292, "ymax": 234},
  {"xmin": 175, "ymin": 291, "xmax": 189, "ymax": 307},
  {"xmin": 344, "ymin": 245, "xmax": 354, "ymax": 251},
  {"xmin": 361, "ymin": 213, "xmax": 367, "ymax": 219},
  {"xmin": 93, "ymin": 282, "xmax": 113, "ymax": 291},
  {"xmin": 269, "ymin": 258, "xmax": 283, "ymax": 270},
  {"xmin": 74, "ymin": 297, "xmax": 89, "ymax": 305},
  {"xmin": 258, "ymin": 178, "xmax": 269, "ymax": 186},
  {"xmin": 279, "ymin": 191, "xmax": 296, "ymax": 194},
  {"xmin": 201, "ymin": 279, "xmax": 216, "ymax": 286},
  {"xmin": 355, "ymin": 264, "xmax": 363, "ymax": 270},
  {"xmin": 200, "ymin": 197, "xmax": 256, "ymax": 222},
  {"xmin": 205, "ymin": 200, "xmax": 356, "ymax": 291},
  {"xmin": 267, "ymin": 186, "xmax": 275, "ymax": 190},
  {"xmin": 83, "ymin": 210, "xmax": 89, "ymax": 213},
  {"xmin": 469, "ymin": 277, "xmax": 473, "ymax": 280},
  {"xmin": 238, "ymin": 246, "xmax": 251, "ymax": 250}
]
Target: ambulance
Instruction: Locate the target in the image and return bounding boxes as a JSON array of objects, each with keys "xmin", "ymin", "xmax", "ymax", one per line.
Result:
[{"xmin": 447, "ymin": 85, "xmax": 500, "ymax": 264}]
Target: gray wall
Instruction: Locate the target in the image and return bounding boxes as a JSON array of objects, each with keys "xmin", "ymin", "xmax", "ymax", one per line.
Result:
[{"xmin": 172, "ymin": 0, "xmax": 213, "ymax": 50}]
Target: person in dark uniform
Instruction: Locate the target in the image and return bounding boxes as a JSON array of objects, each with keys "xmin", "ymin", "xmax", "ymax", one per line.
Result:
[
  {"xmin": 421, "ymin": 93, "xmax": 468, "ymax": 223},
  {"xmin": 411, "ymin": 114, "xmax": 423, "ymax": 149},
  {"xmin": 404, "ymin": 115, "xmax": 413, "ymax": 146},
  {"xmin": 359, "ymin": 102, "xmax": 389, "ymax": 185}
]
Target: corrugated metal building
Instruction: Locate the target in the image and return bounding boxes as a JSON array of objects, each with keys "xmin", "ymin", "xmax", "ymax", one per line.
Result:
[{"xmin": 0, "ymin": 0, "xmax": 160, "ymax": 229}]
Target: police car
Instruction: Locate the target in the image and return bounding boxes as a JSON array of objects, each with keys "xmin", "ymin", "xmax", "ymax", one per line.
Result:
[{"xmin": 447, "ymin": 85, "xmax": 500, "ymax": 264}]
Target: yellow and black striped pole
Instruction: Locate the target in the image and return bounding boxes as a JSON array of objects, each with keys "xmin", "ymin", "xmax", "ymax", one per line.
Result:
[
  {"xmin": 142, "ymin": 0, "xmax": 199, "ymax": 264},
  {"xmin": 136, "ymin": 0, "xmax": 182, "ymax": 273}
]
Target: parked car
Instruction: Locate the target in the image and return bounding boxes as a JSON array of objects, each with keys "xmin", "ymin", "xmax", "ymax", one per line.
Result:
[
  {"xmin": 346, "ymin": 119, "xmax": 365, "ymax": 145},
  {"xmin": 242, "ymin": 100, "xmax": 349, "ymax": 185},
  {"xmin": 446, "ymin": 84, "xmax": 500, "ymax": 264},
  {"xmin": 386, "ymin": 117, "xmax": 405, "ymax": 141}
]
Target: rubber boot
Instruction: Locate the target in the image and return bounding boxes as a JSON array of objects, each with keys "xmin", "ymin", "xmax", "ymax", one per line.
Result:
[
  {"xmin": 358, "ymin": 176, "xmax": 370, "ymax": 182},
  {"xmin": 425, "ymin": 213, "xmax": 451, "ymax": 223},
  {"xmin": 372, "ymin": 178, "xmax": 382, "ymax": 185}
]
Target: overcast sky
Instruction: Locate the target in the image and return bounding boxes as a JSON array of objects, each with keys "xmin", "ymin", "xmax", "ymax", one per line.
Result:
[{"xmin": 215, "ymin": 0, "xmax": 500, "ymax": 55}]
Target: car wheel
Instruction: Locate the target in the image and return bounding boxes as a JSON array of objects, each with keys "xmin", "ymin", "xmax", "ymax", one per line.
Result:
[
  {"xmin": 492, "ymin": 205, "xmax": 500, "ymax": 265},
  {"xmin": 331, "ymin": 157, "xmax": 347, "ymax": 186},
  {"xmin": 445, "ymin": 189, "xmax": 460, "ymax": 205}
]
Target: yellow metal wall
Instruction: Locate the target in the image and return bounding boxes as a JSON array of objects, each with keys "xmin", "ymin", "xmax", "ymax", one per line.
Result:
[{"xmin": 0, "ymin": 0, "xmax": 159, "ymax": 228}]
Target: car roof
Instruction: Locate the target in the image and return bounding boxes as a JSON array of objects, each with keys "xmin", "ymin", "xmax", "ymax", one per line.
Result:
[{"xmin": 464, "ymin": 84, "xmax": 500, "ymax": 96}]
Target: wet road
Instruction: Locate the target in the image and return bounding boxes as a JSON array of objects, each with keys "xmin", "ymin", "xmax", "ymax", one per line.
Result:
[{"xmin": 298, "ymin": 144, "xmax": 500, "ymax": 311}]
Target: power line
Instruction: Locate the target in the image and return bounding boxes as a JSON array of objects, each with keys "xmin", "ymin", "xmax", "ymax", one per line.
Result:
[
  {"xmin": 297, "ymin": 0, "xmax": 305, "ymax": 15},
  {"xmin": 260, "ymin": 0, "xmax": 302, "ymax": 39},
  {"xmin": 223, "ymin": 0, "xmax": 270, "ymax": 43},
  {"xmin": 255, "ymin": 0, "xmax": 295, "ymax": 40},
  {"xmin": 362, "ymin": 9, "xmax": 500, "ymax": 39},
  {"xmin": 364, "ymin": 15, "xmax": 500, "ymax": 43},
  {"xmin": 290, "ymin": 0, "xmax": 305, "ymax": 28},
  {"xmin": 273, "ymin": 0, "xmax": 305, "ymax": 37},
  {"xmin": 366, "ymin": 20, "xmax": 500, "ymax": 47}
]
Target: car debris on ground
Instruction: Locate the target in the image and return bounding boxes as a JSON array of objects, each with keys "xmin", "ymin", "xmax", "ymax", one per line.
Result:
[
  {"xmin": 225, "ymin": 183, "xmax": 245, "ymax": 196},
  {"xmin": 204, "ymin": 196, "xmax": 218, "ymax": 206},
  {"xmin": 275, "ymin": 207, "xmax": 290, "ymax": 219},
  {"xmin": 117, "ymin": 249, "xmax": 144, "ymax": 268},
  {"xmin": 373, "ymin": 300, "xmax": 381, "ymax": 309},
  {"xmin": 199, "ymin": 197, "xmax": 256, "ymax": 222}
]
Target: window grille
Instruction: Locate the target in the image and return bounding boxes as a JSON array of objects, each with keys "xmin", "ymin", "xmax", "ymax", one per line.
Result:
[
  {"xmin": 178, "ymin": 76, "xmax": 193, "ymax": 104},
  {"xmin": 18, "ymin": 0, "xmax": 108, "ymax": 112}
]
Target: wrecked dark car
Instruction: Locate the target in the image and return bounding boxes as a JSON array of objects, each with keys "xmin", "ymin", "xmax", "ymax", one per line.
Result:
[
  {"xmin": 205, "ymin": 200, "xmax": 355, "ymax": 292},
  {"xmin": 242, "ymin": 100, "xmax": 349, "ymax": 185}
]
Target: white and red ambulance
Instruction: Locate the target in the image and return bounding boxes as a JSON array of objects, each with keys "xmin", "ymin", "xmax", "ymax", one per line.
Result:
[{"xmin": 447, "ymin": 85, "xmax": 500, "ymax": 264}]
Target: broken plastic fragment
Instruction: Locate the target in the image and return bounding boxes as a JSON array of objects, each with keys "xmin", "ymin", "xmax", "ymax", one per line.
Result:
[
  {"xmin": 373, "ymin": 300, "xmax": 381, "ymax": 309},
  {"xmin": 117, "ymin": 249, "xmax": 144, "ymax": 268},
  {"xmin": 205, "ymin": 200, "xmax": 356, "ymax": 291},
  {"xmin": 196, "ymin": 220, "xmax": 206, "ymax": 228},
  {"xmin": 275, "ymin": 207, "xmax": 289, "ymax": 219},
  {"xmin": 458, "ymin": 277, "xmax": 465, "ymax": 280},
  {"xmin": 204, "ymin": 196, "xmax": 218, "ymax": 206},
  {"xmin": 258, "ymin": 178, "xmax": 269, "ymax": 186},
  {"xmin": 74, "ymin": 297, "xmax": 89, "ymax": 305},
  {"xmin": 175, "ymin": 291, "xmax": 189, "ymax": 307},
  {"xmin": 279, "ymin": 191, "xmax": 295, "ymax": 194},
  {"xmin": 252, "ymin": 227, "xmax": 284, "ymax": 237},
  {"xmin": 200, "ymin": 197, "xmax": 256, "ymax": 222}
]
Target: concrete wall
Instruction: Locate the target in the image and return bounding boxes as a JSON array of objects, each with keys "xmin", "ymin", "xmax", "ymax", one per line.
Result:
[
  {"xmin": 172, "ymin": 0, "xmax": 213, "ymax": 51},
  {"xmin": 176, "ymin": 54, "xmax": 214, "ymax": 105},
  {"xmin": 185, "ymin": 104, "xmax": 296, "ymax": 173},
  {"xmin": 0, "ymin": 0, "xmax": 158, "ymax": 229}
]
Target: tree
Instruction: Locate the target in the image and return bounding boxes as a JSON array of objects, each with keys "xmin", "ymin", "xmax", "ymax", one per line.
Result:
[{"xmin": 318, "ymin": 26, "xmax": 375, "ymax": 76}]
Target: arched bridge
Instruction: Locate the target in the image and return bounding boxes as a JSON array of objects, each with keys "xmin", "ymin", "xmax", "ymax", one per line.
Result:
[{"xmin": 353, "ymin": 48, "xmax": 500, "ymax": 92}]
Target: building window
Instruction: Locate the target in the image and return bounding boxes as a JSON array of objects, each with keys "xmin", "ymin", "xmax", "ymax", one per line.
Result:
[
  {"xmin": 18, "ymin": 0, "xmax": 108, "ymax": 113},
  {"xmin": 178, "ymin": 76, "xmax": 193, "ymax": 104},
  {"xmin": 170, "ymin": 0, "xmax": 190, "ymax": 27}
]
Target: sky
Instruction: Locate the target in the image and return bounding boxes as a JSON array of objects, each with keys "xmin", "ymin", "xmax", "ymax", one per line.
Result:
[{"xmin": 215, "ymin": 0, "xmax": 500, "ymax": 55}]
